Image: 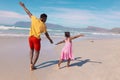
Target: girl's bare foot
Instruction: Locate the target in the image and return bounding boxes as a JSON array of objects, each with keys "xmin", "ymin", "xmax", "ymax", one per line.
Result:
[
  {"xmin": 67, "ymin": 65, "xmax": 70, "ymax": 68},
  {"xmin": 58, "ymin": 64, "xmax": 60, "ymax": 69}
]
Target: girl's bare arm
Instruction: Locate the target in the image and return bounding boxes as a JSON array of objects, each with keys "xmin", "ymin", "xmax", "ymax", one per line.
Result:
[
  {"xmin": 55, "ymin": 40, "xmax": 65, "ymax": 45},
  {"xmin": 70, "ymin": 34, "xmax": 84, "ymax": 40}
]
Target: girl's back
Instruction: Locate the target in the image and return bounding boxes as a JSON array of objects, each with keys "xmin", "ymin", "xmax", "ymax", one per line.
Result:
[{"xmin": 61, "ymin": 37, "xmax": 73, "ymax": 60}]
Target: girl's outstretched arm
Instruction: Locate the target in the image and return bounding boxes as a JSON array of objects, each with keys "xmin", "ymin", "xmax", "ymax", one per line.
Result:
[
  {"xmin": 55, "ymin": 40, "xmax": 65, "ymax": 45},
  {"xmin": 70, "ymin": 34, "xmax": 84, "ymax": 40}
]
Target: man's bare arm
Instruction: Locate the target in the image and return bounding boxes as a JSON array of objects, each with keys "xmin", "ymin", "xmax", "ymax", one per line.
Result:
[
  {"xmin": 19, "ymin": 2, "xmax": 32, "ymax": 18},
  {"xmin": 45, "ymin": 32, "xmax": 53, "ymax": 44}
]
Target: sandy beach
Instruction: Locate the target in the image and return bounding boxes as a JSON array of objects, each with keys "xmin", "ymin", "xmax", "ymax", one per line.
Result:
[{"xmin": 0, "ymin": 36, "xmax": 120, "ymax": 80}]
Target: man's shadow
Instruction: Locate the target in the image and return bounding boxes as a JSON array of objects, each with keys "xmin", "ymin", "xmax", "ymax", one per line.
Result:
[
  {"xmin": 36, "ymin": 60, "xmax": 69, "ymax": 69},
  {"xmin": 35, "ymin": 60, "xmax": 59, "ymax": 69},
  {"xmin": 35, "ymin": 57, "xmax": 102, "ymax": 69}
]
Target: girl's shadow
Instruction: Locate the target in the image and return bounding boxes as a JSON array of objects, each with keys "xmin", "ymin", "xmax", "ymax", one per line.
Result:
[{"xmin": 70, "ymin": 57, "xmax": 102, "ymax": 67}]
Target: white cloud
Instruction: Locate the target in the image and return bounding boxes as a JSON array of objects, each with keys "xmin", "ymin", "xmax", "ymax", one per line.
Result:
[
  {"xmin": 1, "ymin": 8, "xmax": 120, "ymax": 29},
  {"xmin": 0, "ymin": 10, "xmax": 29, "ymax": 24},
  {"xmin": 46, "ymin": 7, "xmax": 120, "ymax": 28}
]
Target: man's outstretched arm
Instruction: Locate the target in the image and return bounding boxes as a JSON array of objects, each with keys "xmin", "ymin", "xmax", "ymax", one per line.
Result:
[{"xmin": 19, "ymin": 2, "xmax": 32, "ymax": 18}]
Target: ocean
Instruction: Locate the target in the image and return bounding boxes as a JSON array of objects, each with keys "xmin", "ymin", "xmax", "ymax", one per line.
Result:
[{"xmin": 0, "ymin": 25, "xmax": 120, "ymax": 40}]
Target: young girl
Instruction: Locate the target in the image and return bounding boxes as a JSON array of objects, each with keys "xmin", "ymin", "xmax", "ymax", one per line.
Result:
[{"xmin": 56, "ymin": 32, "xmax": 84, "ymax": 68}]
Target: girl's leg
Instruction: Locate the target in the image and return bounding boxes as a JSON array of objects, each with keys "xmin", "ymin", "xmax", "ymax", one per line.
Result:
[
  {"xmin": 58, "ymin": 59, "xmax": 63, "ymax": 69},
  {"xmin": 67, "ymin": 58, "xmax": 71, "ymax": 67}
]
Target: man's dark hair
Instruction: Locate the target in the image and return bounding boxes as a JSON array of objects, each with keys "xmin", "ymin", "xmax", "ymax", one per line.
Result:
[
  {"xmin": 65, "ymin": 32, "xmax": 70, "ymax": 37},
  {"xmin": 40, "ymin": 13, "xmax": 47, "ymax": 18}
]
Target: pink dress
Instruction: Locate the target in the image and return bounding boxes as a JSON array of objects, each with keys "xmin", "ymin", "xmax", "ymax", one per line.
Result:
[{"xmin": 60, "ymin": 38, "xmax": 74, "ymax": 60}]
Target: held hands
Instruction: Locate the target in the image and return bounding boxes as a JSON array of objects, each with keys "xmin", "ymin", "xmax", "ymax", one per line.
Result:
[
  {"xmin": 55, "ymin": 43, "xmax": 58, "ymax": 45},
  {"xmin": 49, "ymin": 39, "xmax": 53, "ymax": 44}
]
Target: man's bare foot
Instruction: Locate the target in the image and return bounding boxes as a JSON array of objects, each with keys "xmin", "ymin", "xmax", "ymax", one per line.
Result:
[
  {"xmin": 30, "ymin": 64, "xmax": 37, "ymax": 71},
  {"xmin": 30, "ymin": 64, "xmax": 33, "ymax": 71}
]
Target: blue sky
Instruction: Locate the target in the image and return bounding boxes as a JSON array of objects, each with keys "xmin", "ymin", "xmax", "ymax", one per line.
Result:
[{"xmin": 0, "ymin": 0, "xmax": 120, "ymax": 29}]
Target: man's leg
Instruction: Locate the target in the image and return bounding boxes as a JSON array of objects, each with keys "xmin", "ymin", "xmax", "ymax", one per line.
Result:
[
  {"xmin": 30, "ymin": 49, "xmax": 34, "ymax": 71},
  {"xmin": 32, "ymin": 37, "xmax": 40, "ymax": 70},
  {"xmin": 29, "ymin": 36, "xmax": 40, "ymax": 70},
  {"xmin": 32, "ymin": 50, "xmax": 40, "ymax": 68},
  {"xmin": 30, "ymin": 49, "xmax": 34, "ymax": 64},
  {"xmin": 29, "ymin": 37, "xmax": 34, "ymax": 70}
]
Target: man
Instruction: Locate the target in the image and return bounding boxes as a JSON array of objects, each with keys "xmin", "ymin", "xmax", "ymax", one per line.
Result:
[{"xmin": 19, "ymin": 2, "xmax": 53, "ymax": 70}]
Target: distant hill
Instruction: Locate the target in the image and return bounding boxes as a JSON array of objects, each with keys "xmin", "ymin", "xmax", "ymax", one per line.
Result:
[
  {"xmin": 13, "ymin": 21, "xmax": 120, "ymax": 33},
  {"xmin": 110, "ymin": 28, "xmax": 120, "ymax": 33},
  {"xmin": 86, "ymin": 26, "xmax": 109, "ymax": 32},
  {"xmin": 14, "ymin": 21, "xmax": 30, "ymax": 27},
  {"xmin": 13, "ymin": 21, "xmax": 66, "ymax": 29},
  {"xmin": 46, "ymin": 23, "xmax": 67, "ymax": 29}
]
